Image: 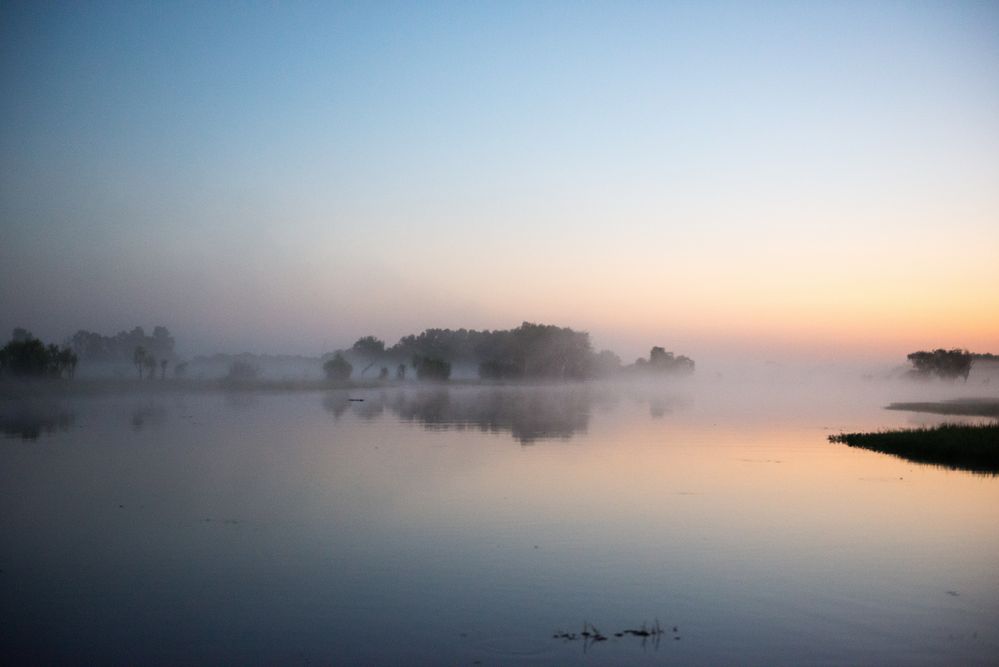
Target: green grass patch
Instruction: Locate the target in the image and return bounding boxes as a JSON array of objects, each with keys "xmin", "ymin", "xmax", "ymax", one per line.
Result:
[{"xmin": 829, "ymin": 422, "xmax": 999, "ymax": 474}]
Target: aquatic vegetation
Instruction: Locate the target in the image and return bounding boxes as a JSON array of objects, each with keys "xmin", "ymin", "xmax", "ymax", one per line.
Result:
[
  {"xmin": 830, "ymin": 423, "xmax": 999, "ymax": 473},
  {"xmin": 554, "ymin": 619, "xmax": 676, "ymax": 646}
]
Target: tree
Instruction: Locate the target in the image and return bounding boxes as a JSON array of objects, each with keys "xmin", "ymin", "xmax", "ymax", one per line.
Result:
[
  {"xmin": 224, "ymin": 360, "xmax": 259, "ymax": 383},
  {"xmin": 907, "ymin": 349, "xmax": 973, "ymax": 381},
  {"xmin": 351, "ymin": 336, "xmax": 385, "ymax": 357},
  {"xmin": 57, "ymin": 348, "xmax": 78, "ymax": 378},
  {"xmin": 143, "ymin": 353, "xmax": 157, "ymax": 380},
  {"xmin": 414, "ymin": 356, "xmax": 451, "ymax": 381},
  {"xmin": 133, "ymin": 346, "xmax": 148, "ymax": 379},
  {"xmin": 649, "ymin": 346, "xmax": 672, "ymax": 367},
  {"xmin": 625, "ymin": 347, "xmax": 695, "ymax": 376},
  {"xmin": 323, "ymin": 353, "xmax": 353, "ymax": 382},
  {"xmin": 0, "ymin": 330, "xmax": 77, "ymax": 379},
  {"xmin": 0, "ymin": 338, "xmax": 50, "ymax": 377},
  {"xmin": 70, "ymin": 325, "xmax": 176, "ymax": 364}
]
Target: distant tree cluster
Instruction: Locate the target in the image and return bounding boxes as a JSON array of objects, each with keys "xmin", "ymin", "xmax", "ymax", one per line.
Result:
[
  {"xmin": 323, "ymin": 353, "xmax": 353, "ymax": 382},
  {"xmin": 0, "ymin": 328, "xmax": 78, "ymax": 379},
  {"xmin": 322, "ymin": 323, "xmax": 695, "ymax": 383},
  {"xmin": 414, "ymin": 355, "xmax": 452, "ymax": 381},
  {"xmin": 68, "ymin": 326, "xmax": 175, "ymax": 364},
  {"xmin": 223, "ymin": 360, "xmax": 260, "ymax": 384},
  {"xmin": 906, "ymin": 349, "xmax": 973, "ymax": 381},
  {"xmin": 627, "ymin": 346, "xmax": 695, "ymax": 376}
]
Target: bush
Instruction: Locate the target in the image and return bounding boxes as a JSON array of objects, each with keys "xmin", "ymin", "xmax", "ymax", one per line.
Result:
[{"xmin": 323, "ymin": 353, "xmax": 353, "ymax": 382}]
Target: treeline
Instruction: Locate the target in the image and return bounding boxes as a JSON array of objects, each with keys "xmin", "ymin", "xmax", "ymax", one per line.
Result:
[
  {"xmin": 68, "ymin": 326, "xmax": 176, "ymax": 364},
  {"xmin": 323, "ymin": 322, "xmax": 694, "ymax": 382},
  {"xmin": 0, "ymin": 328, "xmax": 78, "ymax": 379},
  {"xmin": 3, "ymin": 321, "xmax": 697, "ymax": 385},
  {"xmin": 906, "ymin": 349, "xmax": 973, "ymax": 381}
]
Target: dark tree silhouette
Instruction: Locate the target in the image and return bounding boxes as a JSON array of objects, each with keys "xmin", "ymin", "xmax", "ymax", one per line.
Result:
[
  {"xmin": 327, "ymin": 322, "xmax": 692, "ymax": 382},
  {"xmin": 71, "ymin": 325, "xmax": 176, "ymax": 364},
  {"xmin": 0, "ymin": 330, "xmax": 78, "ymax": 379},
  {"xmin": 57, "ymin": 347, "xmax": 78, "ymax": 378},
  {"xmin": 323, "ymin": 353, "xmax": 353, "ymax": 382},
  {"xmin": 907, "ymin": 349, "xmax": 973, "ymax": 381},
  {"xmin": 351, "ymin": 336, "xmax": 386, "ymax": 357},
  {"xmin": 414, "ymin": 356, "xmax": 451, "ymax": 381},
  {"xmin": 625, "ymin": 347, "xmax": 695, "ymax": 375}
]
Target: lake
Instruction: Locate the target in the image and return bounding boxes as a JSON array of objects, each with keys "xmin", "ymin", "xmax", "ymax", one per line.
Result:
[{"xmin": 1, "ymin": 381, "xmax": 997, "ymax": 665}]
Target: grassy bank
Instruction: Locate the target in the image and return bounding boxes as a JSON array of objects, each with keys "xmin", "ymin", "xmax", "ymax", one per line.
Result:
[
  {"xmin": 886, "ymin": 398, "xmax": 999, "ymax": 418},
  {"xmin": 829, "ymin": 423, "xmax": 999, "ymax": 473}
]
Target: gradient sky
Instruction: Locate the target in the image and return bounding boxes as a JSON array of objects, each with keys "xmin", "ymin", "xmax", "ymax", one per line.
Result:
[{"xmin": 2, "ymin": 1, "xmax": 997, "ymax": 363}]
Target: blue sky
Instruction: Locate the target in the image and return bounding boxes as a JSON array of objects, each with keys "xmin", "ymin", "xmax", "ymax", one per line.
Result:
[{"xmin": 2, "ymin": 1, "xmax": 997, "ymax": 360}]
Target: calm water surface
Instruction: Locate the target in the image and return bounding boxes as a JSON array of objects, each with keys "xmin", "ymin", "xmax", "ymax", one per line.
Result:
[{"xmin": 1, "ymin": 383, "xmax": 997, "ymax": 665}]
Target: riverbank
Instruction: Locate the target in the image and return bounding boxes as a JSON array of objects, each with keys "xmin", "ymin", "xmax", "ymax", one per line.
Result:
[{"xmin": 886, "ymin": 398, "xmax": 999, "ymax": 418}]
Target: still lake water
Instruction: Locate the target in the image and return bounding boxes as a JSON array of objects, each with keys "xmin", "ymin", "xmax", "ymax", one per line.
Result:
[{"xmin": 2, "ymin": 382, "xmax": 997, "ymax": 665}]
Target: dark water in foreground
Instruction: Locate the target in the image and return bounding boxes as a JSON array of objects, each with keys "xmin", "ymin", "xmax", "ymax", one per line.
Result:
[{"xmin": 1, "ymin": 384, "xmax": 997, "ymax": 665}]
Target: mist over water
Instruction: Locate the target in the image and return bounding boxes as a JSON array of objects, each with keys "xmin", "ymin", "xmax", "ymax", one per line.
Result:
[{"xmin": 2, "ymin": 373, "xmax": 997, "ymax": 665}]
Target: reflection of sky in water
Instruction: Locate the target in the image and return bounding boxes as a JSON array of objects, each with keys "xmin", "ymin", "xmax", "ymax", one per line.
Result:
[{"xmin": 1, "ymin": 386, "xmax": 997, "ymax": 664}]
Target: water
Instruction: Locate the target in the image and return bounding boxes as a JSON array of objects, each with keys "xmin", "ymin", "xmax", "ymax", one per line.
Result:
[{"xmin": 1, "ymin": 383, "xmax": 997, "ymax": 665}]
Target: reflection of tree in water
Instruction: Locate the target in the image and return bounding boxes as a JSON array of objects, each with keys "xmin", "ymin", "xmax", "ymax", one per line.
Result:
[
  {"xmin": 322, "ymin": 393, "xmax": 351, "ymax": 420},
  {"xmin": 129, "ymin": 403, "xmax": 167, "ymax": 431},
  {"xmin": 322, "ymin": 393, "xmax": 385, "ymax": 421},
  {"xmin": 618, "ymin": 386, "xmax": 691, "ymax": 420},
  {"xmin": 323, "ymin": 387, "xmax": 600, "ymax": 444},
  {"xmin": 649, "ymin": 398, "xmax": 670, "ymax": 419},
  {"xmin": 0, "ymin": 401, "xmax": 75, "ymax": 441}
]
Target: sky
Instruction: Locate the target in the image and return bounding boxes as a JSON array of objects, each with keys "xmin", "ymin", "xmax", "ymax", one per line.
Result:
[{"xmin": 2, "ymin": 1, "xmax": 998, "ymax": 364}]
